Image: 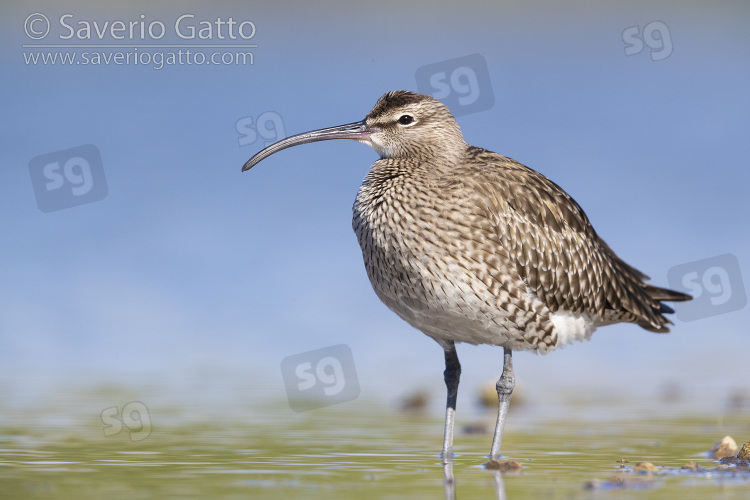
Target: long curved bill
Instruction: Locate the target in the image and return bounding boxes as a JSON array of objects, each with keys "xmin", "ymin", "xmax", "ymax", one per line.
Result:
[{"xmin": 241, "ymin": 119, "xmax": 376, "ymax": 172}]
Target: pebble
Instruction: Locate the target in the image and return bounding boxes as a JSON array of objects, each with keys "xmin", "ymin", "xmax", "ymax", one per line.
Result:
[
  {"xmin": 708, "ymin": 435, "xmax": 738, "ymax": 460},
  {"xmin": 484, "ymin": 459, "xmax": 523, "ymax": 472}
]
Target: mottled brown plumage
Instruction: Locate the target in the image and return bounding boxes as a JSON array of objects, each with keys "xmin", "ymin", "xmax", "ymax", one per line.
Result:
[
  {"xmin": 350, "ymin": 91, "xmax": 689, "ymax": 354},
  {"xmin": 242, "ymin": 90, "xmax": 691, "ymax": 461}
]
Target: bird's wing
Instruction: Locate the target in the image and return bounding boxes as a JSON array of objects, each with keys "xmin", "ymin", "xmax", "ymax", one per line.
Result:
[{"xmin": 462, "ymin": 146, "xmax": 685, "ymax": 332}]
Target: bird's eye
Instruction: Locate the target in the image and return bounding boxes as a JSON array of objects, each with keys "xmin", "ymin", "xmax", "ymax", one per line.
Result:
[{"xmin": 397, "ymin": 115, "xmax": 414, "ymax": 125}]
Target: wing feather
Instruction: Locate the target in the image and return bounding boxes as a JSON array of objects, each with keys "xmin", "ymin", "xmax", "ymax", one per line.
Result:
[{"xmin": 462, "ymin": 146, "xmax": 689, "ymax": 332}]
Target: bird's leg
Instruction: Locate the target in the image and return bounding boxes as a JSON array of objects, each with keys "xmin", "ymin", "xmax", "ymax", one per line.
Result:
[
  {"xmin": 441, "ymin": 341, "xmax": 461, "ymax": 462},
  {"xmin": 489, "ymin": 348, "xmax": 514, "ymax": 460}
]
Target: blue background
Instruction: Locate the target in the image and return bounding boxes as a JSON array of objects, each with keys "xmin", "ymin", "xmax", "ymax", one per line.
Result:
[{"xmin": 2, "ymin": 1, "xmax": 749, "ymax": 418}]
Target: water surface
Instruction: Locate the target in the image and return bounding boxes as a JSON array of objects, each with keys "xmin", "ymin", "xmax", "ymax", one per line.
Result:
[{"xmin": 2, "ymin": 385, "xmax": 748, "ymax": 499}]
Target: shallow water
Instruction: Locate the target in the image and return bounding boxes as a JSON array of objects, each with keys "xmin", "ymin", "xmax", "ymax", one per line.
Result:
[{"xmin": 1, "ymin": 388, "xmax": 749, "ymax": 500}]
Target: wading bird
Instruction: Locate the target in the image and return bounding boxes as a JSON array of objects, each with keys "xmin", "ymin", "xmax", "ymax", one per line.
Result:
[{"xmin": 241, "ymin": 90, "xmax": 691, "ymax": 462}]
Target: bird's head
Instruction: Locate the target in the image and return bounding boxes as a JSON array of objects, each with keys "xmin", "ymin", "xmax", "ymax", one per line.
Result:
[{"xmin": 242, "ymin": 90, "xmax": 466, "ymax": 172}]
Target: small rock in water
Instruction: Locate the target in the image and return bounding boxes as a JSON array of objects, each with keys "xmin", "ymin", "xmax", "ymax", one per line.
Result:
[
  {"xmin": 484, "ymin": 459, "xmax": 523, "ymax": 472},
  {"xmin": 479, "ymin": 384, "xmax": 497, "ymax": 408},
  {"xmin": 633, "ymin": 462, "xmax": 658, "ymax": 474},
  {"xmin": 708, "ymin": 435, "xmax": 738, "ymax": 460},
  {"xmin": 478, "ymin": 382, "xmax": 524, "ymax": 409},
  {"xmin": 718, "ymin": 440, "xmax": 750, "ymax": 466},
  {"xmin": 399, "ymin": 390, "xmax": 430, "ymax": 412},
  {"xmin": 681, "ymin": 461, "xmax": 704, "ymax": 472}
]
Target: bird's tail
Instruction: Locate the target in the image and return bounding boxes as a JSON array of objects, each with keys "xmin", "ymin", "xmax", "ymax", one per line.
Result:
[
  {"xmin": 639, "ymin": 284, "xmax": 692, "ymax": 332},
  {"xmin": 645, "ymin": 284, "xmax": 692, "ymax": 304}
]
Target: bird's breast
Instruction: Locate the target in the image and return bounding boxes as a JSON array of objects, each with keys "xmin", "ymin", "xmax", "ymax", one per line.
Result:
[{"xmin": 352, "ymin": 167, "xmax": 446, "ymax": 304}]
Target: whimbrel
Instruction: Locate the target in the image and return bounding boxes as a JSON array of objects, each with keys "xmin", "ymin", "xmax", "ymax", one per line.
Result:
[{"xmin": 242, "ymin": 90, "xmax": 691, "ymax": 461}]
